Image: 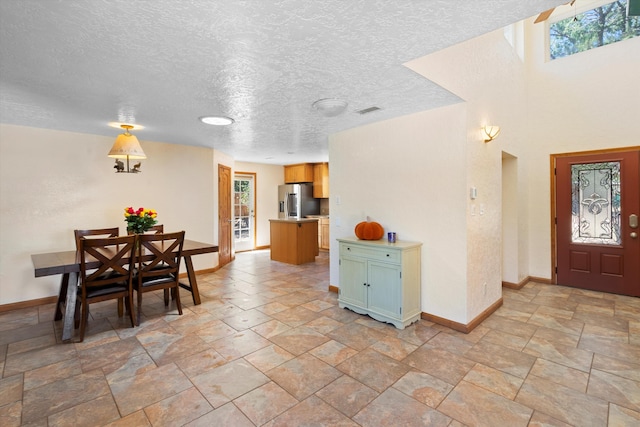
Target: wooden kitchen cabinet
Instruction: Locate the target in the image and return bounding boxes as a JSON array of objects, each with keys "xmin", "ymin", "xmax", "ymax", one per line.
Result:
[
  {"xmin": 319, "ymin": 217, "xmax": 330, "ymax": 250},
  {"xmin": 270, "ymin": 219, "xmax": 318, "ymax": 264},
  {"xmin": 284, "ymin": 163, "xmax": 314, "ymax": 183},
  {"xmin": 337, "ymin": 237, "xmax": 422, "ymax": 329},
  {"xmin": 313, "ymin": 162, "xmax": 329, "ymax": 198}
]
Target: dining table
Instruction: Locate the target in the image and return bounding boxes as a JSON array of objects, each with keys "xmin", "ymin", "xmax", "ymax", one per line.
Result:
[{"xmin": 31, "ymin": 238, "xmax": 218, "ymax": 342}]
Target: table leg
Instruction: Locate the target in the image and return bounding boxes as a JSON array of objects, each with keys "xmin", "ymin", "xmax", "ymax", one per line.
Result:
[
  {"xmin": 178, "ymin": 255, "xmax": 201, "ymax": 305},
  {"xmin": 61, "ymin": 271, "xmax": 78, "ymax": 342},
  {"xmin": 54, "ymin": 273, "xmax": 70, "ymax": 321}
]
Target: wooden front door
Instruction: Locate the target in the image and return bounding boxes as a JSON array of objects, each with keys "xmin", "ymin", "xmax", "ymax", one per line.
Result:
[
  {"xmin": 218, "ymin": 164, "xmax": 232, "ymax": 267},
  {"xmin": 555, "ymin": 148, "xmax": 640, "ymax": 296}
]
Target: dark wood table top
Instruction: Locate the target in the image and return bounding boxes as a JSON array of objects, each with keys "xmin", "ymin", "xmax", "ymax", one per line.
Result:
[{"xmin": 32, "ymin": 239, "xmax": 218, "ymax": 277}]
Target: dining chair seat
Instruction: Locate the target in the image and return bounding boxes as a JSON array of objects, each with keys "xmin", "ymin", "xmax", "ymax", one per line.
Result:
[
  {"xmin": 136, "ymin": 272, "xmax": 177, "ymax": 288},
  {"xmin": 85, "ymin": 283, "xmax": 129, "ymax": 298}
]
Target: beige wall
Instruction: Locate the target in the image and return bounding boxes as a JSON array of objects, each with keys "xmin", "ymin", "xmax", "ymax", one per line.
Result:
[
  {"xmin": 234, "ymin": 161, "xmax": 284, "ymax": 248},
  {"xmin": 501, "ymin": 153, "xmax": 520, "ymax": 284},
  {"xmin": 525, "ymin": 21, "xmax": 640, "ymax": 278},
  {"xmin": 2, "ymin": 18, "xmax": 638, "ymax": 321},
  {"xmin": 329, "ymin": 105, "xmax": 470, "ymax": 322},
  {"xmin": 329, "ymin": 20, "xmax": 640, "ymax": 325},
  {"xmin": 0, "ymin": 124, "xmax": 218, "ymax": 305}
]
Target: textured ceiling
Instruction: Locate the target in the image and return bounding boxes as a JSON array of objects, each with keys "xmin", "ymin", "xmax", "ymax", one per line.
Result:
[{"xmin": 0, "ymin": 0, "xmax": 565, "ymax": 165}]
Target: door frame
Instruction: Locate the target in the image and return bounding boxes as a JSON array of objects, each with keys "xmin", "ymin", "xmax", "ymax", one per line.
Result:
[
  {"xmin": 550, "ymin": 146, "xmax": 640, "ymax": 284},
  {"xmin": 234, "ymin": 171, "xmax": 257, "ymax": 252}
]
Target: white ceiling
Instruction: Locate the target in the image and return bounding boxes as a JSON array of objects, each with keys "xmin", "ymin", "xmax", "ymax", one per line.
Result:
[{"xmin": 0, "ymin": 0, "xmax": 565, "ymax": 165}]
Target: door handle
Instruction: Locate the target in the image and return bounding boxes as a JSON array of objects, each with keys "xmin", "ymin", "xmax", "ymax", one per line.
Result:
[{"xmin": 630, "ymin": 214, "xmax": 638, "ymax": 238}]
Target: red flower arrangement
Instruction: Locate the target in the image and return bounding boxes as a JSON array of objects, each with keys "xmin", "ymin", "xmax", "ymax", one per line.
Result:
[{"xmin": 124, "ymin": 206, "xmax": 158, "ymax": 234}]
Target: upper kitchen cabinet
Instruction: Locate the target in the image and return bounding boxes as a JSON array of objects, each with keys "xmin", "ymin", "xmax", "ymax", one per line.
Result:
[
  {"xmin": 284, "ymin": 163, "xmax": 314, "ymax": 183},
  {"xmin": 313, "ymin": 162, "xmax": 329, "ymax": 198}
]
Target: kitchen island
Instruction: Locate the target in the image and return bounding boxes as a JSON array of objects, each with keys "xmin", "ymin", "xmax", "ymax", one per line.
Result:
[
  {"xmin": 306, "ymin": 215, "xmax": 330, "ymax": 250},
  {"xmin": 269, "ymin": 218, "xmax": 319, "ymax": 264}
]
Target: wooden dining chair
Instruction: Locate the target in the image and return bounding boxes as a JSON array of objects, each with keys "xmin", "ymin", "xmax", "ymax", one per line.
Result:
[
  {"xmin": 78, "ymin": 235, "xmax": 136, "ymax": 342},
  {"xmin": 133, "ymin": 231, "xmax": 185, "ymax": 325},
  {"xmin": 70, "ymin": 227, "xmax": 121, "ymax": 322},
  {"xmin": 74, "ymin": 227, "xmax": 120, "ymax": 250},
  {"xmin": 129, "ymin": 224, "xmax": 168, "ymax": 273},
  {"xmin": 127, "ymin": 225, "xmax": 174, "ymax": 308}
]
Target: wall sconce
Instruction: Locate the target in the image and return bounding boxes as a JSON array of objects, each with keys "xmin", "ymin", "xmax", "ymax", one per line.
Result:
[
  {"xmin": 482, "ymin": 125, "xmax": 501, "ymax": 142},
  {"xmin": 108, "ymin": 124, "xmax": 146, "ymax": 173}
]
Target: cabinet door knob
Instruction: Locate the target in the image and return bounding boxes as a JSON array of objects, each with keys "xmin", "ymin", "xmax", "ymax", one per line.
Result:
[
  {"xmin": 363, "ymin": 283, "xmax": 367, "ymax": 286},
  {"xmin": 386, "ymin": 254, "xmax": 390, "ymax": 257}
]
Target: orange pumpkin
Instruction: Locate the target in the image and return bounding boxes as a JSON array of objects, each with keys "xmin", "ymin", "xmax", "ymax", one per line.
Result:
[{"xmin": 354, "ymin": 221, "xmax": 384, "ymax": 240}]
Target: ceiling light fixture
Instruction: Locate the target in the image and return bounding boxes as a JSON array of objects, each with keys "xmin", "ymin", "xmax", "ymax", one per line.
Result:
[
  {"xmin": 482, "ymin": 125, "xmax": 501, "ymax": 142},
  {"xmin": 199, "ymin": 116, "xmax": 234, "ymax": 126},
  {"xmin": 108, "ymin": 124, "xmax": 146, "ymax": 173},
  {"xmin": 107, "ymin": 122, "xmax": 144, "ymax": 131},
  {"xmin": 312, "ymin": 98, "xmax": 348, "ymax": 117}
]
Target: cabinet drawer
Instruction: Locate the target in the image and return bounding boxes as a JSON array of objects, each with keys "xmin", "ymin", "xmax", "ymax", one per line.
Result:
[{"xmin": 340, "ymin": 243, "xmax": 400, "ymax": 262}]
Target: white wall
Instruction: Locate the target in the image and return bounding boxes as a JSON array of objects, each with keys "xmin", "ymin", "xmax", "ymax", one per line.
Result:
[
  {"xmin": 525, "ymin": 22, "xmax": 640, "ymax": 279},
  {"xmin": 330, "ymin": 20, "xmax": 639, "ymax": 326},
  {"xmin": 502, "ymin": 153, "xmax": 520, "ymax": 284},
  {"xmin": 234, "ymin": 161, "xmax": 284, "ymax": 248},
  {"xmin": 407, "ymin": 21, "xmax": 638, "ymax": 318},
  {"xmin": 0, "ymin": 124, "xmax": 218, "ymax": 305},
  {"xmin": 3, "ymin": 17, "xmax": 638, "ymax": 320},
  {"xmin": 329, "ymin": 105, "xmax": 470, "ymax": 323}
]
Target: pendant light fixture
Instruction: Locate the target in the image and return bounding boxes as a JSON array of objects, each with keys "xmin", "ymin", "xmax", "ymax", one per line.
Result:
[{"xmin": 108, "ymin": 124, "xmax": 146, "ymax": 173}]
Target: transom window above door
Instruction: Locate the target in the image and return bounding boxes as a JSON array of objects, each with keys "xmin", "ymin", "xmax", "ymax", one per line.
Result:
[{"xmin": 549, "ymin": 0, "xmax": 640, "ymax": 60}]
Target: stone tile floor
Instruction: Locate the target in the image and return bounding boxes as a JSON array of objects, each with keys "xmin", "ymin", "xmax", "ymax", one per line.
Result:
[{"xmin": 1, "ymin": 249, "xmax": 639, "ymax": 426}]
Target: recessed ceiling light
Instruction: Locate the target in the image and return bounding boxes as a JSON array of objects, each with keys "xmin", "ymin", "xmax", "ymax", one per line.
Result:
[
  {"xmin": 199, "ymin": 116, "xmax": 234, "ymax": 126},
  {"xmin": 312, "ymin": 98, "xmax": 348, "ymax": 117}
]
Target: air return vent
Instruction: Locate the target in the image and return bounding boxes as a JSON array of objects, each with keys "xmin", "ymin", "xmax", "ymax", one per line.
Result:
[{"xmin": 355, "ymin": 106, "xmax": 381, "ymax": 115}]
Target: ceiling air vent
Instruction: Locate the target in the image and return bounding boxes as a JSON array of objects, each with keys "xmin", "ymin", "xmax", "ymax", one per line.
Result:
[{"xmin": 355, "ymin": 106, "xmax": 381, "ymax": 115}]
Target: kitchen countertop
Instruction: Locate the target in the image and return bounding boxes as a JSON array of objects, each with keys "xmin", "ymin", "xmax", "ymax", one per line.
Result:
[
  {"xmin": 305, "ymin": 215, "xmax": 329, "ymax": 219},
  {"xmin": 270, "ymin": 218, "xmax": 319, "ymax": 223}
]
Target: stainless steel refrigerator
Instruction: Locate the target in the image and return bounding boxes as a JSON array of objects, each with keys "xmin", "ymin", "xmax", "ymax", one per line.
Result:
[{"xmin": 278, "ymin": 183, "xmax": 320, "ymax": 219}]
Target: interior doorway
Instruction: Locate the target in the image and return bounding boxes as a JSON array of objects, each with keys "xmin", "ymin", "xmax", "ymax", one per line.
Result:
[
  {"xmin": 502, "ymin": 152, "xmax": 519, "ymax": 286},
  {"xmin": 234, "ymin": 172, "xmax": 256, "ymax": 252},
  {"xmin": 553, "ymin": 148, "xmax": 640, "ymax": 296}
]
